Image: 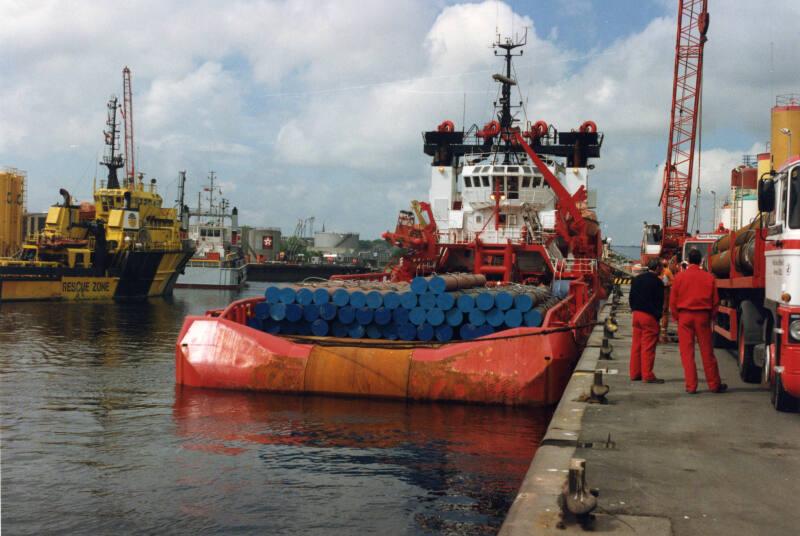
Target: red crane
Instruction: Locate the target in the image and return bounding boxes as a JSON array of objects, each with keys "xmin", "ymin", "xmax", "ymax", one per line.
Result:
[
  {"xmin": 122, "ymin": 66, "xmax": 135, "ymax": 182},
  {"xmin": 658, "ymin": 0, "xmax": 710, "ymax": 259}
]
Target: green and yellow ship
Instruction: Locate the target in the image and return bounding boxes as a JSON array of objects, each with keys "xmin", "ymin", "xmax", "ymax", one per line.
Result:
[{"xmin": 0, "ymin": 97, "xmax": 194, "ymax": 301}]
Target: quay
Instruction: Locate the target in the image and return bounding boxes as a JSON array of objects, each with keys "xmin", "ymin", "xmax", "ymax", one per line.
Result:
[{"xmin": 501, "ymin": 288, "xmax": 799, "ymax": 535}]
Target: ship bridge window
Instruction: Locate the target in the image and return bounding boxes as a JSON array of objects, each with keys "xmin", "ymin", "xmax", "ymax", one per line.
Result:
[
  {"xmin": 523, "ymin": 166, "xmax": 532, "ymax": 174},
  {"xmin": 464, "ymin": 176, "xmax": 472, "ymax": 188},
  {"xmin": 507, "ymin": 166, "xmax": 519, "ymax": 173},
  {"xmin": 522, "ymin": 177, "xmax": 531, "ymax": 188},
  {"xmin": 481, "ymin": 176, "xmax": 489, "ymax": 187},
  {"xmin": 492, "ymin": 177, "xmax": 505, "ymax": 193},
  {"xmin": 507, "ymin": 176, "xmax": 519, "ymax": 199}
]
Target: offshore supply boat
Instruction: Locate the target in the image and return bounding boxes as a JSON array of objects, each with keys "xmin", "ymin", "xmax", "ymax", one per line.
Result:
[
  {"xmin": 0, "ymin": 97, "xmax": 194, "ymax": 301},
  {"xmin": 175, "ymin": 172, "xmax": 246, "ymax": 290},
  {"xmin": 175, "ymin": 34, "xmax": 608, "ymax": 405}
]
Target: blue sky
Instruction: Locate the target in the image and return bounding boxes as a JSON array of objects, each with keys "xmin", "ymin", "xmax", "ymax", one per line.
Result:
[{"xmin": 2, "ymin": 0, "xmax": 798, "ymax": 245}]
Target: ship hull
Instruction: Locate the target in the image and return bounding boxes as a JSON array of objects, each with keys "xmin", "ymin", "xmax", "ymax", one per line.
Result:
[
  {"xmin": 174, "ymin": 263, "xmax": 246, "ymax": 290},
  {"xmin": 175, "ymin": 294, "xmax": 597, "ymax": 405},
  {"xmin": 0, "ymin": 249, "xmax": 193, "ymax": 302}
]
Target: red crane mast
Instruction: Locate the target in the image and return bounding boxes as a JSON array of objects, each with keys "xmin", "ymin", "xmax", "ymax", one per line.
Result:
[
  {"xmin": 122, "ymin": 66, "xmax": 135, "ymax": 183},
  {"xmin": 659, "ymin": 0, "xmax": 710, "ymax": 258}
]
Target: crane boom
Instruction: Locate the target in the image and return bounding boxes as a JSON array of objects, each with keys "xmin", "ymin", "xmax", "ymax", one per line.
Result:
[
  {"xmin": 122, "ymin": 66, "xmax": 135, "ymax": 182},
  {"xmin": 659, "ymin": 0, "xmax": 709, "ymax": 257}
]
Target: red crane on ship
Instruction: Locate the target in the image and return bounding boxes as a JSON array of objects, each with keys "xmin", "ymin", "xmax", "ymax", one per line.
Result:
[
  {"xmin": 644, "ymin": 0, "xmax": 710, "ymax": 263},
  {"xmin": 122, "ymin": 66, "xmax": 135, "ymax": 183}
]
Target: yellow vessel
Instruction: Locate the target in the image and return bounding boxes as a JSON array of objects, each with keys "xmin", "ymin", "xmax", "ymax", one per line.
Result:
[{"xmin": 0, "ymin": 97, "xmax": 194, "ymax": 301}]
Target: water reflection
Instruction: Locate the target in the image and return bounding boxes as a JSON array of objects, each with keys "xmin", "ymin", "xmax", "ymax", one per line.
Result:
[{"xmin": 173, "ymin": 388, "xmax": 551, "ymax": 534}]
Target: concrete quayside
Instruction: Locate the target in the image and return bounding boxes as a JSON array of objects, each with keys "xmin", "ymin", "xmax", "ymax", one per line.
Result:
[{"xmin": 500, "ymin": 287, "xmax": 799, "ymax": 535}]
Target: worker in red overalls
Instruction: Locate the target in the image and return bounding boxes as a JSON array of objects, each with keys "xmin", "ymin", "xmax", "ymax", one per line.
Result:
[
  {"xmin": 670, "ymin": 248, "xmax": 727, "ymax": 394},
  {"xmin": 629, "ymin": 258, "xmax": 665, "ymax": 383}
]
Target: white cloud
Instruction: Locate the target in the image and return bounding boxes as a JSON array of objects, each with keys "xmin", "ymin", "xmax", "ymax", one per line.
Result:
[{"xmin": 1, "ymin": 0, "xmax": 798, "ymax": 243}]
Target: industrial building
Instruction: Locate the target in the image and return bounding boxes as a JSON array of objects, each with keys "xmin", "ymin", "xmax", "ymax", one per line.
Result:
[
  {"xmin": 241, "ymin": 226, "xmax": 282, "ymax": 262},
  {"xmin": 1, "ymin": 168, "xmax": 25, "ymax": 257}
]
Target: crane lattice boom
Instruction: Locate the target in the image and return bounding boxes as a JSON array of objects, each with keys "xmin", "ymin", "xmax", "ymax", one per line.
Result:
[
  {"xmin": 659, "ymin": 0, "xmax": 709, "ymax": 256},
  {"xmin": 122, "ymin": 66, "xmax": 135, "ymax": 182}
]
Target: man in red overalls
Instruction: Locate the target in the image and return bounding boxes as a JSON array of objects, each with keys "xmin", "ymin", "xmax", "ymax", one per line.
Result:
[
  {"xmin": 629, "ymin": 258, "xmax": 665, "ymax": 382},
  {"xmin": 670, "ymin": 249, "xmax": 727, "ymax": 394}
]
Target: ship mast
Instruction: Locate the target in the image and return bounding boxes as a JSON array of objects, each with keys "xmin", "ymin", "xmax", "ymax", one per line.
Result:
[
  {"xmin": 492, "ymin": 30, "xmax": 526, "ymax": 162},
  {"xmin": 100, "ymin": 97, "xmax": 123, "ymax": 189}
]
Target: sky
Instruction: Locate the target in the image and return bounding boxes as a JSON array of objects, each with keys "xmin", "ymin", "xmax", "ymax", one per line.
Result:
[{"xmin": 2, "ymin": 0, "xmax": 798, "ymax": 245}]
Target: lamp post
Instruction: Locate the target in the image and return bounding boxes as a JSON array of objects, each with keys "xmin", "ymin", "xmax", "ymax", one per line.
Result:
[{"xmin": 710, "ymin": 190, "xmax": 716, "ymax": 229}]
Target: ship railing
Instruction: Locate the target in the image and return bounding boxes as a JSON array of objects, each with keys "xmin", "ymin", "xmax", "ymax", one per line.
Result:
[
  {"xmin": 439, "ymin": 228, "xmax": 528, "ymax": 244},
  {"xmin": 210, "ymin": 296, "xmax": 263, "ymax": 323},
  {"xmin": 554, "ymin": 258, "xmax": 597, "ymax": 274},
  {"xmin": 0, "ymin": 258, "xmax": 61, "ymax": 268},
  {"xmin": 188, "ymin": 258, "xmax": 222, "ymax": 266},
  {"xmin": 542, "ymin": 294, "xmax": 572, "ymax": 326}
]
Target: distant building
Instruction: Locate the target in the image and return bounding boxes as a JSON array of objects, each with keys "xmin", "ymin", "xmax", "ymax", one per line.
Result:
[{"xmin": 241, "ymin": 226, "xmax": 282, "ymax": 262}]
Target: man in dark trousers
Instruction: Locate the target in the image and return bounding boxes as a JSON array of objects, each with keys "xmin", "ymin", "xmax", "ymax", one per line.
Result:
[
  {"xmin": 629, "ymin": 258, "xmax": 665, "ymax": 383},
  {"xmin": 670, "ymin": 248, "xmax": 727, "ymax": 394}
]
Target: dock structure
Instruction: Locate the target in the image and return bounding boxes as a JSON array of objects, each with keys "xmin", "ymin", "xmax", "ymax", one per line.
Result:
[{"xmin": 501, "ymin": 288, "xmax": 799, "ymax": 535}]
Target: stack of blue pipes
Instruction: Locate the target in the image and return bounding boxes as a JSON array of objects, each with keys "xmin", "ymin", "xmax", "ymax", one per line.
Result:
[{"xmin": 247, "ymin": 274, "xmax": 560, "ymax": 343}]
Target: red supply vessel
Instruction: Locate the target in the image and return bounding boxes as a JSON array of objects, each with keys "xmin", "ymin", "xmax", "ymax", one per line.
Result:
[{"xmin": 175, "ymin": 34, "xmax": 610, "ymax": 405}]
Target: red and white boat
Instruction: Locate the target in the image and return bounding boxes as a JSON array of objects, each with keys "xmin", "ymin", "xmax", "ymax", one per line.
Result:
[{"xmin": 175, "ymin": 35, "xmax": 610, "ymax": 405}]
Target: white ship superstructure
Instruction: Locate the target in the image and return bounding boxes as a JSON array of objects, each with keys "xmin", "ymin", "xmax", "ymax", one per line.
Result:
[
  {"xmin": 176, "ymin": 171, "xmax": 246, "ymax": 290},
  {"xmin": 430, "ymin": 153, "xmax": 593, "ymax": 246}
]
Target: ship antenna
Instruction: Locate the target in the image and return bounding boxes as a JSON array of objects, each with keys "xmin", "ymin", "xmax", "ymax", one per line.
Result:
[
  {"xmin": 100, "ymin": 96, "xmax": 123, "ymax": 189},
  {"xmin": 492, "ymin": 29, "xmax": 526, "ymax": 132},
  {"xmin": 491, "ymin": 29, "xmax": 527, "ymax": 161}
]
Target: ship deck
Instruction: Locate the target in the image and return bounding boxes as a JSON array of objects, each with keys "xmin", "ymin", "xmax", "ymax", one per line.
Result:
[{"xmin": 501, "ymin": 288, "xmax": 800, "ymax": 535}]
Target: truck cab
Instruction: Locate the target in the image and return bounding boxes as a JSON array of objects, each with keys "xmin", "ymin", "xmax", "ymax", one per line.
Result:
[{"xmin": 758, "ymin": 158, "xmax": 800, "ymax": 410}]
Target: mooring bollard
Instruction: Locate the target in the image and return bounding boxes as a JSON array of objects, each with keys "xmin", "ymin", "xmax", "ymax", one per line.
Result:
[
  {"xmin": 599, "ymin": 336, "xmax": 614, "ymax": 359},
  {"xmin": 590, "ymin": 370, "xmax": 610, "ymax": 403},
  {"xmin": 603, "ymin": 317, "xmax": 618, "ymax": 339},
  {"xmin": 558, "ymin": 458, "xmax": 599, "ymax": 530}
]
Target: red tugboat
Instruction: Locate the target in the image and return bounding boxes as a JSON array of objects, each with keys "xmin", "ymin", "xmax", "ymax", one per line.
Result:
[{"xmin": 175, "ymin": 34, "xmax": 609, "ymax": 405}]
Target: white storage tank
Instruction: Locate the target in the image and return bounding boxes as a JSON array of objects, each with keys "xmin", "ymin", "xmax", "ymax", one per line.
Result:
[{"xmin": 313, "ymin": 231, "xmax": 359, "ymax": 254}]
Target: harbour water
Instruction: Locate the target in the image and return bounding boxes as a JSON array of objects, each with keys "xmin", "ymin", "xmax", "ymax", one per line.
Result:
[{"xmin": 1, "ymin": 284, "xmax": 552, "ymax": 535}]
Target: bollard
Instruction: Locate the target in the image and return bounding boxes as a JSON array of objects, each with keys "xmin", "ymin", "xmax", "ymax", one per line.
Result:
[
  {"xmin": 603, "ymin": 317, "xmax": 618, "ymax": 339},
  {"xmin": 599, "ymin": 337, "xmax": 614, "ymax": 359},
  {"xmin": 590, "ymin": 370, "xmax": 610, "ymax": 403},
  {"xmin": 557, "ymin": 458, "xmax": 598, "ymax": 530}
]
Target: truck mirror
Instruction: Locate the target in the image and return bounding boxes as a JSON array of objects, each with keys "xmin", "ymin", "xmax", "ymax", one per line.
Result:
[{"xmin": 758, "ymin": 178, "xmax": 775, "ymax": 213}]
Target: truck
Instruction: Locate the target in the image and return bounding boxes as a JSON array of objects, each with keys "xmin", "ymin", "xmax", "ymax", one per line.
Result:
[{"xmin": 709, "ymin": 157, "xmax": 800, "ymax": 412}]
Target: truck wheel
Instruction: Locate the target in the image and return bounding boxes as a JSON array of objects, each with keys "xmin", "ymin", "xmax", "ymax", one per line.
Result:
[
  {"xmin": 737, "ymin": 321, "xmax": 761, "ymax": 383},
  {"xmin": 771, "ymin": 372, "xmax": 799, "ymax": 413}
]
